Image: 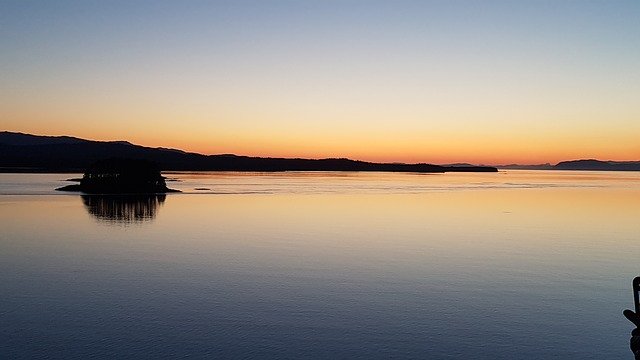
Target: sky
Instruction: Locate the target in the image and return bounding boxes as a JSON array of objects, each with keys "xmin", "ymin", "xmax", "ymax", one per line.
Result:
[{"xmin": 1, "ymin": 0, "xmax": 639, "ymax": 165}]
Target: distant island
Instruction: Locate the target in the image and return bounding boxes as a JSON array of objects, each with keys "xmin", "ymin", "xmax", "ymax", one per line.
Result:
[
  {"xmin": 57, "ymin": 158, "xmax": 178, "ymax": 193},
  {"xmin": 0, "ymin": 131, "xmax": 496, "ymax": 173},
  {"xmin": 495, "ymin": 160, "xmax": 640, "ymax": 171},
  {"xmin": 552, "ymin": 159, "xmax": 640, "ymax": 171}
]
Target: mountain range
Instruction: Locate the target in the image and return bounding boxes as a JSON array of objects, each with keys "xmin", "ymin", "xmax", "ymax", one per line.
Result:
[
  {"xmin": 2, "ymin": 131, "xmax": 638, "ymax": 172},
  {"xmin": 496, "ymin": 160, "xmax": 640, "ymax": 171},
  {"xmin": 0, "ymin": 131, "xmax": 496, "ymax": 173}
]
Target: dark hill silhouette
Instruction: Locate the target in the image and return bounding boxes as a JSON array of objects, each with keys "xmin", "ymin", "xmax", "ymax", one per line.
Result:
[
  {"xmin": 0, "ymin": 131, "xmax": 497, "ymax": 173},
  {"xmin": 554, "ymin": 159, "xmax": 640, "ymax": 171},
  {"xmin": 494, "ymin": 160, "xmax": 640, "ymax": 171},
  {"xmin": 496, "ymin": 163, "xmax": 554, "ymax": 170},
  {"xmin": 0, "ymin": 131, "xmax": 90, "ymax": 146}
]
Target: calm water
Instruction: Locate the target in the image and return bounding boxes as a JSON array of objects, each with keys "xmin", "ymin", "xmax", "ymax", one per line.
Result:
[{"xmin": 1, "ymin": 170, "xmax": 639, "ymax": 359}]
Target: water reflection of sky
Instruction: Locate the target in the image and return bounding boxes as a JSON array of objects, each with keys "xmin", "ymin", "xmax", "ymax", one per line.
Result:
[
  {"xmin": 2, "ymin": 170, "xmax": 639, "ymax": 196},
  {"xmin": 1, "ymin": 171, "xmax": 639, "ymax": 358},
  {"xmin": 166, "ymin": 170, "xmax": 640, "ymax": 194}
]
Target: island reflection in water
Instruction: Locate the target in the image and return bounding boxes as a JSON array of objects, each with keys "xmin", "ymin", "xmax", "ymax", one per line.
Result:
[{"xmin": 81, "ymin": 194, "xmax": 166, "ymax": 224}]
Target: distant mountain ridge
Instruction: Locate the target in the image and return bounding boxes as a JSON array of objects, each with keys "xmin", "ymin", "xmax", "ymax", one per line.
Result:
[
  {"xmin": 0, "ymin": 131, "xmax": 134, "ymax": 147},
  {"xmin": 3, "ymin": 132, "xmax": 637, "ymax": 172},
  {"xmin": 0, "ymin": 131, "xmax": 496, "ymax": 173},
  {"xmin": 496, "ymin": 160, "xmax": 640, "ymax": 171},
  {"xmin": 0, "ymin": 132, "xmax": 89, "ymax": 146},
  {"xmin": 496, "ymin": 163, "xmax": 554, "ymax": 170},
  {"xmin": 554, "ymin": 159, "xmax": 640, "ymax": 171}
]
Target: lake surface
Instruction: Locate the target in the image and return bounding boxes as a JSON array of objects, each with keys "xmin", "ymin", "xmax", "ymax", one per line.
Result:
[{"xmin": 1, "ymin": 170, "xmax": 639, "ymax": 359}]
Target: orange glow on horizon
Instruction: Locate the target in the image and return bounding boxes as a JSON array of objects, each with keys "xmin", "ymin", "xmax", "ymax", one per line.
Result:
[
  {"xmin": 3, "ymin": 124, "xmax": 638, "ymax": 166},
  {"xmin": 3, "ymin": 1, "xmax": 639, "ymax": 168}
]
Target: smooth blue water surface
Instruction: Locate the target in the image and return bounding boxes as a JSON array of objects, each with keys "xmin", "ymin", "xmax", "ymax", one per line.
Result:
[{"xmin": 1, "ymin": 171, "xmax": 639, "ymax": 359}]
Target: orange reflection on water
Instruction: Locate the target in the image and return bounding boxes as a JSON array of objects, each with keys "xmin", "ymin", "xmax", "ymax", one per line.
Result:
[{"xmin": 145, "ymin": 170, "xmax": 640, "ymax": 276}]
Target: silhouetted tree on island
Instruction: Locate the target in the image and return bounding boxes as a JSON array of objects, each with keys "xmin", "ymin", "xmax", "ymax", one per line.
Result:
[{"xmin": 57, "ymin": 158, "xmax": 178, "ymax": 193}]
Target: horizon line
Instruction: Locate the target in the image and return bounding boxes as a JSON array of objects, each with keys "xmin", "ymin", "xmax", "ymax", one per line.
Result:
[{"xmin": 2, "ymin": 130, "xmax": 639, "ymax": 167}]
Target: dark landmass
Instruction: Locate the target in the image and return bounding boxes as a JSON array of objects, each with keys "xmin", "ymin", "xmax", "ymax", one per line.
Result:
[
  {"xmin": 496, "ymin": 160, "xmax": 640, "ymax": 171},
  {"xmin": 1, "ymin": 131, "xmax": 497, "ymax": 173},
  {"xmin": 443, "ymin": 163, "xmax": 476, "ymax": 167},
  {"xmin": 553, "ymin": 159, "xmax": 640, "ymax": 171},
  {"xmin": 496, "ymin": 163, "xmax": 554, "ymax": 170},
  {"xmin": 56, "ymin": 158, "xmax": 178, "ymax": 193}
]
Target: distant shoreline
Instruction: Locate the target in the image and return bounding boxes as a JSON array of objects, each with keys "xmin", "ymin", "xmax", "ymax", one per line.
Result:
[
  {"xmin": 0, "ymin": 167, "xmax": 497, "ymax": 174},
  {"xmin": 2, "ymin": 131, "xmax": 639, "ymax": 172},
  {"xmin": 3, "ymin": 168, "xmax": 640, "ymax": 175},
  {"xmin": 0, "ymin": 131, "xmax": 497, "ymax": 174}
]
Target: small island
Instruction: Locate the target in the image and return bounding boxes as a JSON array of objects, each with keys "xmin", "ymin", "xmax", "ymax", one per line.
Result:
[{"xmin": 56, "ymin": 158, "xmax": 179, "ymax": 193}]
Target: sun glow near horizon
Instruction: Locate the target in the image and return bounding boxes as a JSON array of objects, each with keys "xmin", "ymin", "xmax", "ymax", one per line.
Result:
[{"xmin": 1, "ymin": 1, "xmax": 639, "ymax": 165}]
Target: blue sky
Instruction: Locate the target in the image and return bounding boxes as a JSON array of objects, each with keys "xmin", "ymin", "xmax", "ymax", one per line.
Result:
[{"xmin": 1, "ymin": 1, "xmax": 639, "ymax": 163}]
